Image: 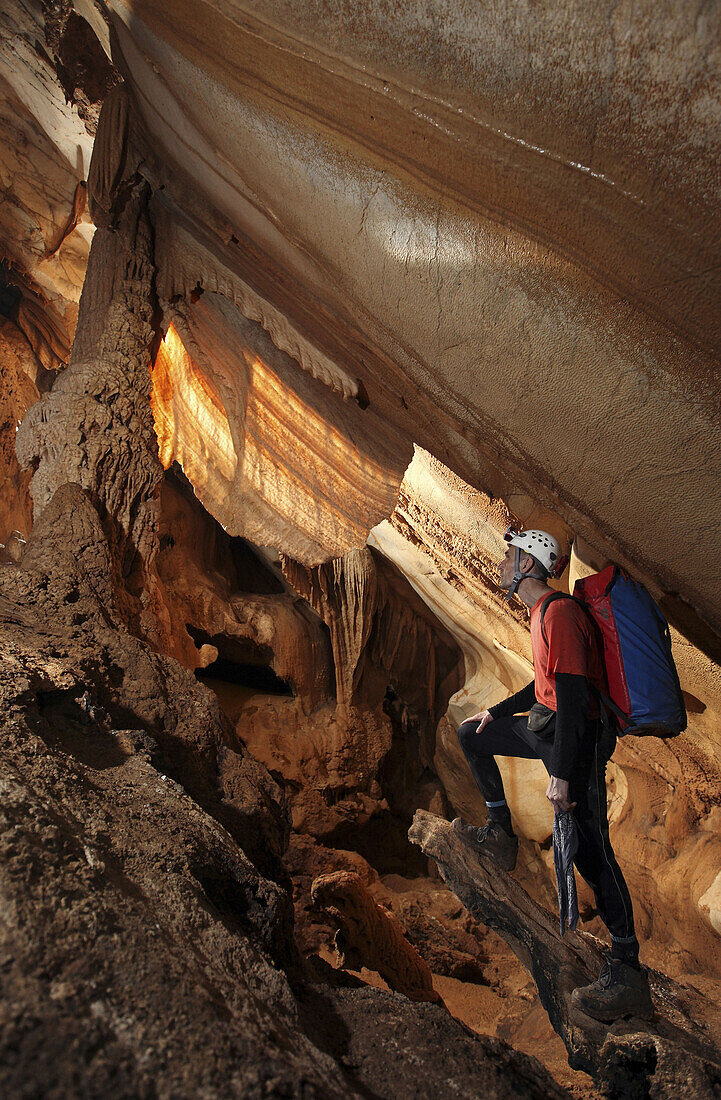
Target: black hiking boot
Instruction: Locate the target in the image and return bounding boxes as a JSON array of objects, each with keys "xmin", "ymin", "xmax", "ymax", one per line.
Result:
[
  {"xmin": 571, "ymin": 957, "xmax": 653, "ymax": 1022},
  {"xmin": 452, "ymin": 817, "xmax": 518, "ymax": 872}
]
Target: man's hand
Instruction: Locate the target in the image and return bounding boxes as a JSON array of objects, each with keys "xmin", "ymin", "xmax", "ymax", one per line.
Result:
[
  {"xmin": 468, "ymin": 709, "xmax": 494, "ymax": 732},
  {"xmin": 546, "ymin": 776, "xmax": 576, "ymax": 815}
]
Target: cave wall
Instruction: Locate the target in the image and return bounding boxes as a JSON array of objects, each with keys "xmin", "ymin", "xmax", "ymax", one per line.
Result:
[
  {"xmin": 370, "ymin": 446, "xmax": 721, "ymax": 980},
  {"xmin": 0, "ymin": 318, "xmax": 37, "ymax": 544},
  {"xmin": 0, "ymin": 0, "xmax": 115, "ymax": 369},
  {"xmin": 6, "ymin": 1, "xmax": 720, "ymax": 629},
  {"xmin": 2, "ymin": 0, "xmax": 719, "ymax": 964}
]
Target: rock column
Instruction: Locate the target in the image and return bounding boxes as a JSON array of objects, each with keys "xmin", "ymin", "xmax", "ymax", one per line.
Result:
[{"xmin": 16, "ymin": 90, "xmax": 165, "ymax": 638}]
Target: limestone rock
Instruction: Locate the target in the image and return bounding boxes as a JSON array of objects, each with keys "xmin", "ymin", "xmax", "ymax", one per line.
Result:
[
  {"xmin": 371, "ymin": 448, "xmax": 721, "ymax": 984},
  {"xmin": 294, "ymin": 964, "xmax": 573, "ymax": 1100},
  {"xmin": 87, "ymin": 83, "xmax": 132, "ymax": 226},
  {"xmin": 107, "ymin": 0, "xmax": 721, "ymax": 635},
  {"xmin": 3, "ymin": 1, "xmax": 721, "ymax": 1092},
  {"xmin": 0, "ymin": 0, "xmax": 101, "ymax": 369},
  {"xmin": 16, "ymin": 176, "xmax": 166, "ymax": 642},
  {"xmin": 283, "ymin": 548, "xmax": 378, "ymax": 711},
  {"xmin": 156, "ymin": 468, "xmax": 334, "ymax": 708},
  {"xmin": 0, "ymin": 492, "xmax": 577, "ymax": 1099},
  {"xmin": 284, "ymin": 832, "xmax": 379, "ymax": 956},
  {"xmin": 5, "ymin": 480, "xmax": 290, "ymax": 878},
  {"xmin": 149, "ymin": 294, "xmax": 410, "ymax": 565},
  {"xmin": 311, "ymin": 869, "xmax": 442, "ymax": 1005},
  {"xmin": 225, "ymin": 546, "xmax": 461, "ymax": 844},
  {"xmin": 368, "ymin": 873, "xmax": 495, "ymax": 986},
  {"xmin": 0, "ymin": 318, "xmax": 38, "ymax": 543},
  {"xmin": 282, "ymin": 544, "xmax": 462, "ymax": 725}
]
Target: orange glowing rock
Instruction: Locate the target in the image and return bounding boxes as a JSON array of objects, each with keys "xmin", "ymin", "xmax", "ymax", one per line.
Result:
[
  {"xmin": 150, "ymin": 303, "xmax": 406, "ymax": 562},
  {"xmin": 151, "ymin": 323, "xmax": 237, "ymax": 495}
]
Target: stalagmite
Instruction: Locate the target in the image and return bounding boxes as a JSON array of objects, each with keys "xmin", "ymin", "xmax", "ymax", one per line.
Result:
[
  {"xmin": 16, "ymin": 161, "xmax": 164, "ymax": 637},
  {"xmin": 311, "ymin": 869, "xmax": 443, "ymax": 1006}
]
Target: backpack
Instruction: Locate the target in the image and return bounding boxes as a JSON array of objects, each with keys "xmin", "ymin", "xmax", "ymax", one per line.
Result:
[{"xmin": 540, "ymin": 565, "xmax": 687, "ymax": 737}]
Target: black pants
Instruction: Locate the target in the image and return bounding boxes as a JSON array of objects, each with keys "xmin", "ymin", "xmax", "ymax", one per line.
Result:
[{"xmin": 457, "ymin": 714, "xmax": 637, "ymax": 945}]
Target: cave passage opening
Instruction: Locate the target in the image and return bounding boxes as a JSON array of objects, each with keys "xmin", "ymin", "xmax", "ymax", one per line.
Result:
[{"xmin": 187, "ymin": 624, "xmax": 294, "ymax": 696}]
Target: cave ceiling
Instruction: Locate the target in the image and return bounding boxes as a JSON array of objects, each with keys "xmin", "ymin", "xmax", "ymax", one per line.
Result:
[
  {"xmin": 2, "ymin": 0, "xmax": 721, "ymax": 624},
  {"xmin": 96, "ymin": 1, "xmax": 721, "ymax": 629}
]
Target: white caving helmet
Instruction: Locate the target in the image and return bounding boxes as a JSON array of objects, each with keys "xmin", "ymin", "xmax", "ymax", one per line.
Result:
[{"xmin": 503, "ymin": 527, "xmax": 568, "ymax": 602}]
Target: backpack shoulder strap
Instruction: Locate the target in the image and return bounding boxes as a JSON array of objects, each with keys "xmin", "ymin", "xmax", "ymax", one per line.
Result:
[
  {"xmin": 539, "ymin": 591, "xmax": 587, "ymax": 647},
  {"xmin": 540, "ymin": 590, "xmax": 631, "ymax": 731}
]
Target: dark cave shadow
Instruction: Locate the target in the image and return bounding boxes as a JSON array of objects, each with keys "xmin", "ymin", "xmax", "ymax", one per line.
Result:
[
  {"xmin": 291, "ymin": 959, "xmax": 385, "ymax": 1100},
  {"xmin": 36, "ymin": 689, "xmax": 129, "ymax": 770}
]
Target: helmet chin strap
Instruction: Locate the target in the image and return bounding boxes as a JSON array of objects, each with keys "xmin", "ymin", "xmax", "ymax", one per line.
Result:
[
  {"xmin": 506, "ymin": 547, "xmax": 525, "ymax": 602},
  {"xmin": 505, "ymin": 547, "xmax": 546, "ymax": 602}
]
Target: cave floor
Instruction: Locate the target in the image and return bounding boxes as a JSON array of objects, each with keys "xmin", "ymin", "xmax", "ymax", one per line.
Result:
[{"xmin": 313, "ymin": 876, "xmax": 605, "ymax": 1099}]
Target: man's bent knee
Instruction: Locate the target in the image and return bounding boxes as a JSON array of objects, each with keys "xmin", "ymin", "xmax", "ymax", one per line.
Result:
[{"xmin": 457, "ymin": 719, "xmax": 480, "ymax": 753}]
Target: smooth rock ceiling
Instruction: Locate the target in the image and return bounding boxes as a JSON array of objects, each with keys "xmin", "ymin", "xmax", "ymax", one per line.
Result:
[
  {"xmin": 10, "ymin": 0, "xmax": 719, "ymax": 612},
  {"xmin": 1, "ymin": 0, "xmax": 721, "ymax": 1091}
]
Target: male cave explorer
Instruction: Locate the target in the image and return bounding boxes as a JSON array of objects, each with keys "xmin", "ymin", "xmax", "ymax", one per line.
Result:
[{"xmin": 453, "ymin": 528, "xmax": 653, "ymax": 1022}]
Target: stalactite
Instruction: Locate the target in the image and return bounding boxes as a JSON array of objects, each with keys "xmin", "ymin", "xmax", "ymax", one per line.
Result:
[{"xmin": 281, "ymin": 547, "xmax": 378, "ymax": 710}]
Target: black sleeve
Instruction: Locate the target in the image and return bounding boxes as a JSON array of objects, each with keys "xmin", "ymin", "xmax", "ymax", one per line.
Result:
[
  {"xmin": 550, "ymin": 672, "xmax": 592, "ymax": 780},
  {"xmin": 488, "ymin": 679, "xmax": 537, "ymax": 719}
]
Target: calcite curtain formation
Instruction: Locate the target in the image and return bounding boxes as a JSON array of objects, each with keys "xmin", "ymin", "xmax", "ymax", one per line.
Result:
[{"xmin": 150, "ymin": 293, "xmax": 405, "ymax": 562}]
